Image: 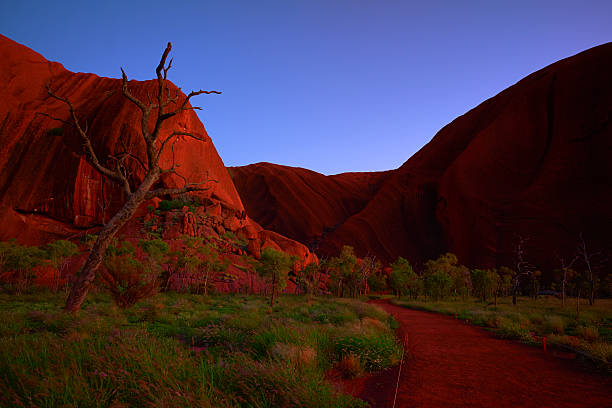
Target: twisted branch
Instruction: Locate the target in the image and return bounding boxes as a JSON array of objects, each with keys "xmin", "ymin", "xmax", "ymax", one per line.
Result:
[{"xmin": 45, "ymin": 83, "xmax": 131, "ymax": 194}]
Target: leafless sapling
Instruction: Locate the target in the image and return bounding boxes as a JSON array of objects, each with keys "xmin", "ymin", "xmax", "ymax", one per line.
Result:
[
  {"xmin": 577, "ymin": 232, "xmax": 600, "ymax": 305},
  {"xmin": 512, "ymin": 235, "xmax": 536, "ymax": 305},
  {"xmin": 555, "ymin": 251, "xmax": 578, "ymax": 308}
]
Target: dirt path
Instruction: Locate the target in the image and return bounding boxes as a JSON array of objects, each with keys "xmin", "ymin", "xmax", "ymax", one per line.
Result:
[{"xmin": 348, "ymin": 300, "xmax": 612, "ymax": 408}]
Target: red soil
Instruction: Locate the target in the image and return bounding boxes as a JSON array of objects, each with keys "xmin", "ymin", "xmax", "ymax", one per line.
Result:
[{"xmin": 347, "ymin": 301, "xmax": 612, "ymax": 408}]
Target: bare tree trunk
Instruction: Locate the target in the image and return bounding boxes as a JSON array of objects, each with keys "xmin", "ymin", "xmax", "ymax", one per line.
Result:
[
  {"xmin": 203, "ymin": 268, "xmax": 209, "ymax": 296},
  {"xmin": 270, "ymin": 275, "xmax": 276, "ymax": 307},
  {"xmin": 578, "ymin": 233, "xmax": 596, "ymax": 306},
  {"xmin": 562, "ymin": 277, "xmax": 566, "ymax": 307},
  {"xmin": 512, "ymin": 278, "xmax": 519, "ymax": 305},
  {"xmin": 576, "ymin": 289, "xmax": 581, "ymax": 319},
  {"xmin": 65, "ymin": 173, "xmax": 158, "ymax": 312}
]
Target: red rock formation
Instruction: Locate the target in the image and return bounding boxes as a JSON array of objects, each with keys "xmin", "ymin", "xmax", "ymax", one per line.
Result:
[
  {"xmin": 229, "ymin": 163, "xmax": 390, "ymax": 251},
  {"xmin": 0, "ymin": 34, "xmax": 315, "ymax": 268},
  {"xmin": 234, "ymin": 43, "xmax": 612, "ymax": 272}
]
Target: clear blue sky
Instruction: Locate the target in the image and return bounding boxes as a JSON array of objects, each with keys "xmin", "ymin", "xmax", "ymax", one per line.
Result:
[{"xmin": 2, "ymin": 1, "xmax": 611, "ymax": 175}]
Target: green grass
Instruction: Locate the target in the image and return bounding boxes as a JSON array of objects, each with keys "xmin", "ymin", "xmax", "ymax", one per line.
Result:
[
  {"xmin": 391, "ymin": 296, "xmax": 612, "ymax": 367},
  {"xmin": 0, "ymin": 291, "xmax": 401, "ymax": 407}
]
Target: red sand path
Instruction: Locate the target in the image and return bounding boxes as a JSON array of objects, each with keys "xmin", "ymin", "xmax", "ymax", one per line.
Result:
[{"xmin": 343, "ymin": 301, "xmax": 611, "ymax": 408}]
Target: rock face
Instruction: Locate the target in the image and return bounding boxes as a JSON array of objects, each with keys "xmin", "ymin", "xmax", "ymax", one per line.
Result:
[
  {"xmin": 0, "ymin": 35, "xmax": 315, "ymax": 267},
  {"xmin": 233, "ymin": 43, "xmax": 612, "ymax": 270},
  {"xmin": 229, "ymin": 163, "xmax": 391, "ymax": 251}
]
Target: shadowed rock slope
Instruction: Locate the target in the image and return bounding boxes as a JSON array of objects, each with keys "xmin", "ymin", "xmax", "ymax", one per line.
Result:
[
  {"xmin": 229, "ymin": 163, "xmax": 391, "ymax": 252},
  {"xmin": 233, "ymin": 43, "xmax": 612, "ymax": 270}
]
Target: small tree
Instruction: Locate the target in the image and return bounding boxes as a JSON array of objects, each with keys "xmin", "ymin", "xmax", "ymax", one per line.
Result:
[
  {"xmin": 577, "ymin": 232, "xmax": 599, "ymax": 305},
  {"xmin": 497, "ymin": 266, "xmax": 514, "ymax": 297},
  {"xmin": 555, "ymin": 253, "xmax": 578, "ymax": 307},
  {"xmin": 257, "ymin": 247, "xmax": 293, "ymax": 307},
  {"xmin": 511, "ymin": 236, "xmax": 536, "ymax": 305},
  {"xmin": 567, "ymin": 268, "xmax": 590, "ymax": 319},
  {"xmin": 356, "ymin": 256, "xmax": 381, "ymax": 296},
  {"xmin": 471, "ymin": 269, "xmax": 498, "ymax": 303},
  {"xmin": 423, "ymin": 253, "xmax": 459, "ymax": 301},
  {"xmin": 296, "ymin": 262, "xmax": 321, "ymax": 303},
  {"xmin": 389, "ymin": 257, "xmax": 419, "ymax": 298},
  {"xmin": 43, "ymin": 43, "xmax": 221, "ymax": 312},
  {"xmin": 450, "ymin": 264, "xmax": 471, "ymax": 300},
  {"xmin": 98, "ymin": 240, "xmax": 166, "ymax": 307},
  {"xmin": 367, "ymin": 271, "xmax": 388, "ymax": 293},
  {"xmin": 328, "ymin": 246, "xmax": 358, "ymax": 297},
  {"xmin": 0, "ymin": 240, "xmax": 47, "ymax": 294},
  {"xmin": 197, "ymin": 243, "xmax": 227, "ymax": 296}
]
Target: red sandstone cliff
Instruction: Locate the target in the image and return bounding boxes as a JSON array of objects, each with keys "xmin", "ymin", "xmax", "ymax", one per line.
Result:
[
  {"xmin": 229, "ymin": 163, "xmax": 391, "ymax": 251},
  {"xmin": 233, "ymin": 43, "xmax": 612, "ymax": 270},
  {"xmin": 0, "ymin": 34, "xmax": 315, "ymax": 267}
]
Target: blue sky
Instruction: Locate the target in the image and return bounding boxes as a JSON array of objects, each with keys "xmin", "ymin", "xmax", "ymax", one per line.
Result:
[{"xmin": 2, "ymin": 1, "xmax": 611, "ymax": 174}]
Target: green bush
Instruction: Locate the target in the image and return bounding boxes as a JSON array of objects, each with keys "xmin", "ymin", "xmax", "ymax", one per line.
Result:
[
  {"xmin": 334, "ymin": 332, "xmax": 400, "ymax": 371},
  {"xmin": 158, "ymin": 198, "xmax": 200, "ymax": 212},
  {"xmin": 495, "ymin": 317, "xmax": 532, "ymax": 342}
]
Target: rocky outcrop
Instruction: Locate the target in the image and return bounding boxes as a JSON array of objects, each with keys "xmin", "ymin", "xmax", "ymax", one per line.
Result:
[
  {"xmin": 0, "ymin": 34, "xmax": 315, "ymax": 267},
  {"xmin": 229, "ymin": 163, "xmax": 390, "ymax": 252},
  {"xmin": 234, "ymin": 43, "xmax": 612, "ymax": 271}
]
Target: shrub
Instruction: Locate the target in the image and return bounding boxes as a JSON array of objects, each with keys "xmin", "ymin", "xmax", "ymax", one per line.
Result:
[
  {"xmin": 548, "ymin": 334, "xmax": 583, "ymax": 348},
  {"xmin": 496, "ymin": 318, "xmax": 532, "ymax": 342},
  {"xmin": 334, "ymin": 332, "xmax": 400, "ymax": 371},
  {"xmin": 544, "ymin": 315, "xmax": 566, "ymax": 335},
  {"xmin": 271, "ymin": 343, "xmax": 317, "ymax": 368},
  {"xmin": 576, "ymin": 325, "xmax": 599, "ymax": 341},
  {"xmin": 98, "ymin": 240, "xmax": 163, "ymax": 307},
  {"xmin": 336, "ymin": 354, "xmax": 363, "ymax": 378},
  {"xmin": 584, "ymin": 342, "xmax": 612, "ymax": 363},
  {"xmin": 158, "ymin": 198, "xmax": 200, "ymax": 212},
  {"xmin": 0, "ymin": 240, "xmax": 47, "ymax": 293}
]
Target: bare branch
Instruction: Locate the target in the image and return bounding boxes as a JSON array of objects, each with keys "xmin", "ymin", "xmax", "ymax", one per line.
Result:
[
  {"xmin": 157, "ymin": 131, "xmax": 207, "ymax": 162},
  {"xmin": 45, "ymin": 83, "xmax": 127, "ymax": 188},
  {"xmin": 156, "ymin": 42, "xmax": 173, "ymax": 82},
  {"xmin": 35, "ymin": 112, "xmax": 71, "ymax": 126},
  {"xmin": 145, "ymin": 179, "xmax": 218, "ymax": 200},
  {"xmin": 161, "ymin": 93, "xmax": 179, "ymax": 108},
  {"xmin": 120, "ymin": 68, "xmax": 148, "ymax": 113},
  {"xmin": 159, "ymin": 90, "xmax": 221, "ymax": 122},
  {"xmin": 163, "ymin": 58, "xmax": 173, "ymax": 80},
  {"xmin": 160, "ymin": 137, "xmax": 182, "ymax": 176},
  {"xmin": 117, "ymin": 133, "xmax": 148, "ymax": 173},
  {"xmin": 106, "ymin": 155, "xmax": 133, "ymax": 195},
  {"xmin": 154, "ymin": 43, "xmax": 173, "ymax": 122}
]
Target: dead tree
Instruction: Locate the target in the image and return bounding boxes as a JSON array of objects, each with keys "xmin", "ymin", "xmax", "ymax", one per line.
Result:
[
  {"xmin": 44, "ymin": 43, "xmax": 221, "ymax": 312},
  {"xmin": 577, "ymin": 232, "xmax": 598, "ymax": 305},
  {"xmin": 555, "ymin": 252, "xmax": 577, "ymax": 308},
  {"xmin": 512, "ymin": 235, "xmax": 535, "ymax": 305}
]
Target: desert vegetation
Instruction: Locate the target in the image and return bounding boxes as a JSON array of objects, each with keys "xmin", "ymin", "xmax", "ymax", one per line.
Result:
[
  {"xmin": 0, "ymin": 291, "xmax": 400, "ymax": 407},
  {"xmin": 0, "ymin": 236, "xmax": 403, "ymax": 406},
  {"xmin": 374, "ymin": 252, "xmax": 612, "ymax": 368}
]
